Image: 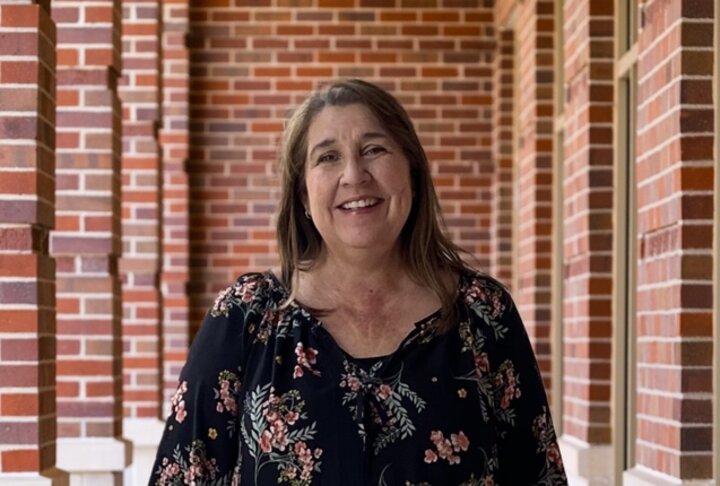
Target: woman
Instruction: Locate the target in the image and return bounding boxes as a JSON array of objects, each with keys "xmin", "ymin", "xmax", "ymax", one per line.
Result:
[{"xmin": 150, "ymin": 79, "xmax": 567, "ymax": 485}]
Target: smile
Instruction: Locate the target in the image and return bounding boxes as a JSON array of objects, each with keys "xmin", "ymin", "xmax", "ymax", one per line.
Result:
[{"xmin": 338, "ymin": 198, "xmax": 381, "ymax": 210}]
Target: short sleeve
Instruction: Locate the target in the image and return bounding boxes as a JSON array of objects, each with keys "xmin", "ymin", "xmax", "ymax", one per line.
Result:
[
  {"xmin": 148, "ymin": 273, "xmax": 267, "ymax": 485},
  {"xmin": 491, "ymin": 291, "xmax": 568, "ymax": 485}
]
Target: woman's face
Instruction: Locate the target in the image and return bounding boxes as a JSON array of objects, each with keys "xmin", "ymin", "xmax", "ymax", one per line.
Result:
[{"xmin": 303, "ymin": 103, "xmax": 413, "ymax": 258}]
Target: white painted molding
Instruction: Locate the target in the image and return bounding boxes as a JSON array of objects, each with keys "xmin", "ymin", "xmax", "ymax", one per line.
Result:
[
  {"xmin": 558, "ymin": 435, "xmax": 613, "ymax": 486},
  {"xmin": 0, "ymin": 468, "xmax": 69, "ymax": 486},
  {"xmin": 56, "ymin": 437, "xmax": 132, "ymax": 472},
  {"xmin": 123, "ymin": 418, "xmax": 165, "ymax": 486},
  {"xmin": 624, "ymin": 466, "xmax": 715, "ymax": 486},
  {"xmin": 123, "ymin": 417, "xmax": 165, "ymax": 447}
]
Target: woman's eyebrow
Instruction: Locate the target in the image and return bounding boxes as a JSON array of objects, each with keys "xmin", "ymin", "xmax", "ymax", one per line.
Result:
[
  {"xmin": 309, "ymin": 138, "xmax": 336, "ymax": 158},
  {"xmin": 309, "ymin": 132, "xmax": 390, "ymax": 158},
  {"xmin": 361, "ymin": 131, "xmax": 389, "ymax": 142}
]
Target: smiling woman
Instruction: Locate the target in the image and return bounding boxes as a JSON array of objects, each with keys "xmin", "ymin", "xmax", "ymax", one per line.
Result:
[{"xmin": 148, "ymin": 80, "xmax": 568, "ymax": 485}]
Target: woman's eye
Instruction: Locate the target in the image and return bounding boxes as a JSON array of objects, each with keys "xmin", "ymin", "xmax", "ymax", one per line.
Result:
[
  {"xmin": 317, "ymin": 152, "xmax": 338, "ymax": 163},
  {"xmin": 363, "ymin": 146, "xmax": 386, "ymax": 157}
]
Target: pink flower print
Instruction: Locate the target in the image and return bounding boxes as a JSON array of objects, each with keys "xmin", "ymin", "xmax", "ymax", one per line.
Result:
[
  {"xmin": 270, "ymin": 419, "xmax": 289, "ymax": 451},
  {"xmin": 285, "ymin": 410, "xmax": 299, "ymax": 425},
  {"xmin": 293, "ymin": 342, "xmax": 321, "ymax": 379},
  {"xmin": 483, "ymin": 475, "xmax": 494, "ymax": 486},
  {"xmin": 547, "ymin": 443, "xmax": 562, "ymax": 466},
  {"xmin": 376, "ymin": 384, "xmax": 392, "ymax": 401},
  {"xmin": 293, "ymin": 441, "xmax": 316, "ymax": 481},
  {"xmin": 259, "ymin": 429, "xmax": 273, "ymax": 453},
  {"xmin": 212, "ymin": 287, "xmax": 232, "ymax": 315},
  {"xmin": 436, "ymin": 438, "xmax": 454, "ymax": 460},
  {"xmin": 293, "ymin": 365, "xmax": 304, "ymax": 379},
  {"xmin": 171, "ymin": 381, "xmax": 188, "ymax": 423},
  {"xmin": 424, "ymin": 449, "xmax": 438, "ymax": 463},
  {"xmin": 236, "ymin": 279, "xmax": 258, "ymax": 303},
  {"xmin": 160, "ymin": 462, "xmax": 180, "ymax": 481},
  {"xmin": 475, "ymin": 352, "xmax": 490, "ymax": 373},
  {"xmin": 430, "ymin": 430, "xmax": 444, "ymax": 444},
  {"xmin": 426, "ymin": 430, "xmax": 468, "ymax": 466},
  {"xmin": 215, "ymin": 371, "xmax": 240, "ymax": 416},
  {"xmin": 283, "ymin": 465, "xmax": 298, "ymax": 480},
  {"xmin": 451, "ymin": 431, "xmax": 469, "ymax": 452}
]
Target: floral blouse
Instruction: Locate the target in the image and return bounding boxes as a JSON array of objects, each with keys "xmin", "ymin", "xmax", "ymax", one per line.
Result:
[{"xmin": 150, "ymin": 270, "xmax": 567, "ymax": 485}]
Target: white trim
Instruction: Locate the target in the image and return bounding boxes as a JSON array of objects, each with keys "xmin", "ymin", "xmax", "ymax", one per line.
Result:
[
  {"xmin": 624, "ymin": 466, "xmax": 714, "ymax": 486},
  {"xmin": 558, "ymin": 435, "xmax": 613, "ymax": 485},
  {"xmin": 56, "ymin": 437, "xmax": 131, "ymax": 472},
  {"xmin": 123, "ymin": 418, "xmax": 165, "ymax": 486},
  {"xmin": 0, "ymin": 468, "xmax": 68, "ymax": 486}
]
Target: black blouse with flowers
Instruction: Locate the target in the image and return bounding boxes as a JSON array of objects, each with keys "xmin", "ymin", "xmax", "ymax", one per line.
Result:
[{"xmin": 149, "ymin": 270, "xmax": 567, "ymax": 486}]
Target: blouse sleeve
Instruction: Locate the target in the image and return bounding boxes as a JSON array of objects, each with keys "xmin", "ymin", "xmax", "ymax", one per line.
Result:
[
  {"xmin": 490, "ymin": 290, "xmax": 568, "ymax": 485},
  {"xmin": 148, "ymin": 273, "xmax": 266, "ymax": 486}
]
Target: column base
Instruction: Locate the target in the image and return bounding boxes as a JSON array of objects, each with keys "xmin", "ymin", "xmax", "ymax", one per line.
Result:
[
  {"xmin": 623, "ymin": 466, "xmax": 715, "ymax": 486},
  {"xmin": 56, "ymin": 438, "xmax": 131, "ymax": 486},
  {"xmin": 123, "ymin": 418, "xmax": 165, "ymax": 486},
  {"xmin": 558, "ymin": 435, "xmax": 613, "ymax": 486},
  {"xmin": 0, "ymin": 468, "xmax": 69, "ymax": 486}
]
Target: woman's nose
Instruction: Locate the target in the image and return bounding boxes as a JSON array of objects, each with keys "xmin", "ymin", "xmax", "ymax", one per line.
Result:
[{"xmin": 340, "ymin": 156, "xmax": 371, "ymax": 185}]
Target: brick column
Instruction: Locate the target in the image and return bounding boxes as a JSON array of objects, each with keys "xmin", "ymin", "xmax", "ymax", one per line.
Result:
[
  {"xmin": 490, "ymin": 28, "xmax": 515, "ymax": 288},
  {"xmin": 627, "ymin": 0, "xmax": 714, "ymax": 482},
  {"xmin": 0, "ymin": 2, "xmax": 67, "ymax": 485},
  {"xmin": 514, "ymin": 0, "xmax": 556, "ymax": 384},
  {"xmin": 51, "ymin": 1, "xmax": 130, "ymax": 483},
  {"xmin": 556, "ymin": 0, "xmax": 615, "ymax": 482},
  {"xmin": 118, "ymin": 0, "xmax": 164, "ymax": 482},
  {"xmin": 159, "ymin": 0, "xmax": 189, "ymax": 414}
]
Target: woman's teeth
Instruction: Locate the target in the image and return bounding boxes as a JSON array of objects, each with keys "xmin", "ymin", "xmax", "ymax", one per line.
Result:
[{"xmin": 340, "ymin": 198, "xmax": 378, "ymax": 210}]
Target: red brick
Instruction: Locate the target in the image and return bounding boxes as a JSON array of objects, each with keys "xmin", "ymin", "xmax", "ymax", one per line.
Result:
[
  {"xmin": 0, "ymin": 4, "xmax": 40, "ymax": 28},
  {"xmin": 1, "ymin": 450, "xmax": 40, "ymax": 472}
]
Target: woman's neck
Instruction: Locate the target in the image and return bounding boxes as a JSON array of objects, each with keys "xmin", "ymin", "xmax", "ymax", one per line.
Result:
[{"xmin": 297, "ymin": 246, "xmax": 413, "ymax": 311}]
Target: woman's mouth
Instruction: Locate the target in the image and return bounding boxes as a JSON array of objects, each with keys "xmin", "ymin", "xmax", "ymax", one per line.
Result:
[{"xmin": 338, "ymin": 197, "xmax": 382, "ymax": 210}]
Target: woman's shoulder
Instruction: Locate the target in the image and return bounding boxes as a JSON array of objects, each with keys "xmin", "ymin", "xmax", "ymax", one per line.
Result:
[
  {"xmin": 209, "ymin": 270, "xmax": 287, "ymax": 319},
  {"xmin": 458, "ymin": 268, "xmax": 510, "ymax": 300},
  {"xmin": 456, "ymin": 268, "xmax": 515, "ymax": 324}
]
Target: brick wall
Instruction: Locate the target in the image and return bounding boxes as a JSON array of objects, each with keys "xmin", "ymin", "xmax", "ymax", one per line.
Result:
[
  {"xmin": 514, "ymin": 0, "xmax": 556, "ymax": 386},
  {"xmin": 159, "ymin": 0, "xmax": 190, "ymax": 413},
  {"xmin": 490, "ymin": 27, "xmax": 514, "ymax": 288},
  {"xmin": 51, "ymin": 0, "xmax": 129, "ymax": 480},
  {"xmin": 0, "ymin": 1, "xmax": 62, "ymax": 479},
  {"xmin": 119, "ymin": 0, "xmax": 163, "ymax": 421},
  {"xmin": 633, "ymin": 0, "xmax": 714, "ymax": 479},
  {"xmin": 186, "ymin": 0, "xmax": 498, "ymax": 334},
  {"xmin": 560, "ymin": 0, "xmax": 614, "ymax": 445}
]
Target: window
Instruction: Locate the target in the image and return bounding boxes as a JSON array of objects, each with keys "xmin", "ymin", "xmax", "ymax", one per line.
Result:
[{"xmin": 612, "ymin": 0, "xmax": 639, "ymax": 481}]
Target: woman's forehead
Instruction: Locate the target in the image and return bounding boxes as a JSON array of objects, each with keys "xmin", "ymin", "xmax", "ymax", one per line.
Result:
[{"xmin": 307, "ymin": 104, "xmax": 387, "ymax": 140}]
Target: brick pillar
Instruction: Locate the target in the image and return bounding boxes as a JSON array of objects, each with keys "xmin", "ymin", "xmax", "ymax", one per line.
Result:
[
  {"xmin": 118, "ymin": 0, "xmax": 164, "ymax": 483},
  {"xmin": 159, "ymin": 0, "xmax": 189, "ymax": 414},
  {"xmin": 187, "ymin": 2, "xmax": 497, "ymax": 333},
  {"xmin": 51, "ymin": 1, "xmax": 130, "ymax": 483},
  {"xmin": 490, "ymin": 28, "xmax": 514, "ymax": 289},
  {"xmin": 514, "ymin": 0, "xmax": 556, "ymax": 383},
  {"xmin": 627, "ymin": 0, "xmax": 714, "ymax": 482},
  {"xmin": 0, "ymin": 2, "xmax": 67, "ymax": 485},
  {"xmin": 556, "ymin": 0, "xmax": 615, "ymax": 482}
]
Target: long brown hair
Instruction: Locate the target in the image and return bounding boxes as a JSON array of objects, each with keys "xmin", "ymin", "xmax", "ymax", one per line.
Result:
[{"xmin": 276, "ymin": 79, "xmax": 472, "ymax": 330}]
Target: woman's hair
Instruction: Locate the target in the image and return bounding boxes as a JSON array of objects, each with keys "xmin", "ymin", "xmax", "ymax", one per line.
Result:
[{"xmin": 276, "ymin": 79, "xmax": 472, "ymax": 330}]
